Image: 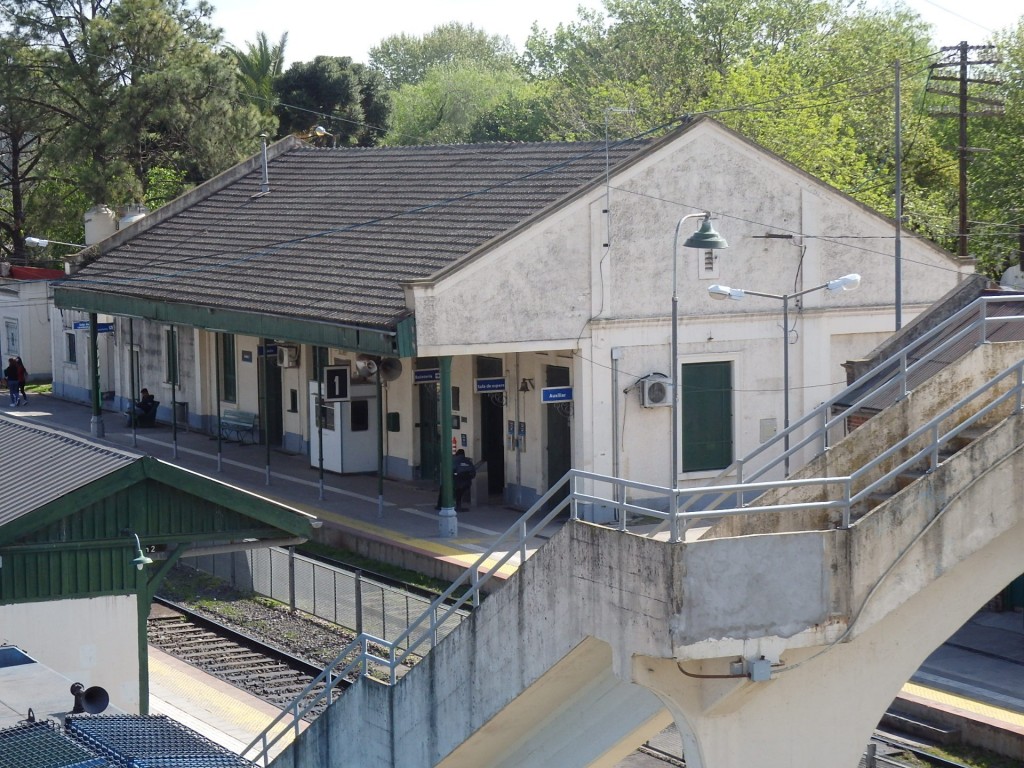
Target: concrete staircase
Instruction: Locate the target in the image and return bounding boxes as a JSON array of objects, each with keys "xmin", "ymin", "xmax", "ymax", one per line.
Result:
[{"xmin": 264, "ymin": 336, "xmax": 1024, "ymax": 767}]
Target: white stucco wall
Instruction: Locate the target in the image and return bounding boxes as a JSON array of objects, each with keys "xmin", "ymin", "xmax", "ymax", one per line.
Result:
[
  {"xmin": 0, "ymin": 595, "xmax": 140, "ymax": 712},
  {"xmin": 0, "ymin": 278, "xmax": 54, "ymax": 379}
]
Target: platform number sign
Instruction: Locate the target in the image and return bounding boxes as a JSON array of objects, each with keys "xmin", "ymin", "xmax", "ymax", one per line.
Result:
[{"xmin": 324, "ymin": 366, "xmax": 350, "ymax": 402}]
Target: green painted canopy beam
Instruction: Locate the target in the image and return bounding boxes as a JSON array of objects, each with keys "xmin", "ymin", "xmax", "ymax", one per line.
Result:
[{"xmin": 54, "ymin": 286, "xmax": 417, "ymax": 358}]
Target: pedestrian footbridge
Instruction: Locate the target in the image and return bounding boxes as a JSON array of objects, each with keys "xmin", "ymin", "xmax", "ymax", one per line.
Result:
[{"xmin": 251, "ymin": 295, "xmax": 1024, "ymax": 768}]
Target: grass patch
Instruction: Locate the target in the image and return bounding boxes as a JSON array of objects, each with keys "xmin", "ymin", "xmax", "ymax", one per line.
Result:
[{"xmin": 923, "ymin": 743, "xmax": 1023, "ymax": 768}]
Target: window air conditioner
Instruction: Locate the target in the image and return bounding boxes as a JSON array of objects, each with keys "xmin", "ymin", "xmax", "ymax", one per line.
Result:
[
  {"xmin": 640, "ymin": 375, "xmax": 671, "ymax": 408},
  {"xmin": 277, "ymin": 345, "xmax": 299, "ymax": 368}
]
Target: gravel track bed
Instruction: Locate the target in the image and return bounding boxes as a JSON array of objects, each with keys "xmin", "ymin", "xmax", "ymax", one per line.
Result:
[{"xmin": 155, "ymin": 564, "xmax": 355, "ymax": 668}]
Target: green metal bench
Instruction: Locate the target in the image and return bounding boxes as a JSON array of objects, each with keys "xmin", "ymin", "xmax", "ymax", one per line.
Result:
[{"xmin": 219, "ymin": 409, "xmax": 258, "ymax": 444}]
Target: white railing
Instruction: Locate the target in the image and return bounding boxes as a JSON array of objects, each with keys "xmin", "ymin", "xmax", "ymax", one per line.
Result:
[{"xmin": 244, "ymin": 293, "xmax": 1024, "ymax": 766}]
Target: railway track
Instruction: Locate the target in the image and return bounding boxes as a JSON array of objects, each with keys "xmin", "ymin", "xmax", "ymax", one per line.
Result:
[{"xmin": 148, "ymin": 597, "xmax": 345, "ymax": 719}]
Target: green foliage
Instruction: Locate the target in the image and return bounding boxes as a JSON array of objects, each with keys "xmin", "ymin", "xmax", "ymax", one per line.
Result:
[
  {"xmin": 0, "ymin": 36, "xmax": 64, "ymax": 263},
  {"xmin": 274, "ymin": 56, "xmax": 389, "ymax": 146},
  {"xmin": 955, "ymin": 20, "xmax": 1024, "ymax": 277},
  {"xmin": 2, "ymin": 0, "xmax": 264, "ymax": 206},
  {"xmin": 384, "ymin": 63, "xmax": 541, "ymax": 145},
  {"xmin": 468, "ymin": 86, "xmax": 558, "ymax": 142},
  {"xmin": 144, "ymin": 166, "xmax": 188, "ymax": 209},
  {"xmin": 369, "ymin": 22, "xmax": 521, "ymax": 89},
  {"xmin": 231, "ymin": 31, "xmax": 288, "ymax": 118}
]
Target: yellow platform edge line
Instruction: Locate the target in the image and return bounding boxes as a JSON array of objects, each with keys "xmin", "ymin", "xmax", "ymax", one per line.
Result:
[{"xmin": 902, "ymin": 681, "xmax": 1024, "ymax": 727}]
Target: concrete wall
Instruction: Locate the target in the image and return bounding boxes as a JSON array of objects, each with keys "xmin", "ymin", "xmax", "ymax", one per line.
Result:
[{"xmin": 0, "ymin": 595, "xmax": 139, "ymax": 713}]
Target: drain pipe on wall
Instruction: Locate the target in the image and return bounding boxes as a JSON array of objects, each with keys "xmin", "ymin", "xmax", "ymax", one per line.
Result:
[
  {"xmin": 611, "ymin": 347, "xmax": 622, "ymax": 511},
  {"xmin": 514, "ymin": 352, "xmax": 523, "ymax": 508}
]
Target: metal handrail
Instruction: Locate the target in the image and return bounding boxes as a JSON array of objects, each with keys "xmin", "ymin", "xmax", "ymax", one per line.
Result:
[
  {"xmin": 678, "ymin": 294, "xmax": 1024, "ymax": 512},
  {"xmin": 245, "ymin": 293, "xmax": 1024, "ymax": 767}
]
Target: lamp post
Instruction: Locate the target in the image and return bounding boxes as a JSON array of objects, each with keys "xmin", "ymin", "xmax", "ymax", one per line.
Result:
[
  {"xmin": 671, "ymin": 213, "xmax": 729, "ymax": 489},
  {"xmin": 708, "ymin": 273, "xmax": 861, "ymax": 475}
]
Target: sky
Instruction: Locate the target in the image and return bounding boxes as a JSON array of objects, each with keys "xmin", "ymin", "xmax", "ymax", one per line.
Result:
[{"xmin": 207, "ymin": 0, "xmax": 1022, "ymax": 65}]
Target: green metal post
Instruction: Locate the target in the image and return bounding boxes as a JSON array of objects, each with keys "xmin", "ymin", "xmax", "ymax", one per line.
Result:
[
  {"xmin": 438, "ymin": 356, "xmax": 456, "ymax": 537},
  {"xmin": 89, "ymin": 313, "xmax": 104, "ymax": 437}
]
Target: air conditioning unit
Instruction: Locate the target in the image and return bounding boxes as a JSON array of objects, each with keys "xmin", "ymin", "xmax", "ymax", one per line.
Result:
[
  {"xmin": 640, "ymin": 375, "xmax": 671, "ymax": 408},
  {"xmin": 277, "ymin": 345, "xmax": 299, "ymax": 368}
]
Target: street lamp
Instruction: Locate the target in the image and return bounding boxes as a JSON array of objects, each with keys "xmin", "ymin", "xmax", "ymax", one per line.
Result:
[
  {"xmin": 25, "ymin": 237, "xmax": 87, "ymax": 249},
  {"xmin": 671, "ymin": 212, "xmax": 728, "ymax": 489},
  {"xmin": 708, "ymin": 273, "xmax": 861, "ymax": 475}
]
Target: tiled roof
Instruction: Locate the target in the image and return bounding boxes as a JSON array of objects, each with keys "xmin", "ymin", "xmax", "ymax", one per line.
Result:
[
  {"xmin": 61, "ymin": 139, "xmax": 652, "ymax": 330},
  {"xmin": 0, "ymin": 417, "xmax": 139, "ymax": 530}
]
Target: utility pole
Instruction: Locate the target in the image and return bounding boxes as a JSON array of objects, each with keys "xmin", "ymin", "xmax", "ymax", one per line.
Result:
[{"xmin": 928, "ymin": 42, "xmax": 1002, "ymax": 259}]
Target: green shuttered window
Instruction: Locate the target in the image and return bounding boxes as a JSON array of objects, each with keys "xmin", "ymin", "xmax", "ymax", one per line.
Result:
[{"xmin": 682, "ymin": 361, "xmax": 733, "ymax": 472}]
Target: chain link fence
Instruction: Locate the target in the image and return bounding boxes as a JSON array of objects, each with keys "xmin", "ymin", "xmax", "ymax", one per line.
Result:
[{"xmin": 183, "ymin": 547, "xmax": 466, "ymax": 652}]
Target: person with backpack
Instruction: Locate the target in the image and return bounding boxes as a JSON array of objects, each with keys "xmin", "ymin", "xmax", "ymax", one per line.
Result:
[{"xmin": 435, "ymin": 448, "xmax": 477, "ymax": 512}]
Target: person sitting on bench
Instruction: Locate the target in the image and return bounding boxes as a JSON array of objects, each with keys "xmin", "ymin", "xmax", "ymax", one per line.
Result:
[{"xmin": 134, "ymin": 388, "xmax": 156, "ymax": 425}]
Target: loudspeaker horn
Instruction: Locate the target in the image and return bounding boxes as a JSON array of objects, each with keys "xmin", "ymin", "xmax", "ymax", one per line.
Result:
[
  {"xmin": 353, "ymin": 355, "xmax": 379, "ymax": 381},
  {"xmin": 70, "ymin": 682, "xmax": 109, "ymax": 714},
  {"xmin": 379, "ymin": 357, "xmax": 403, "ymax": 382}
]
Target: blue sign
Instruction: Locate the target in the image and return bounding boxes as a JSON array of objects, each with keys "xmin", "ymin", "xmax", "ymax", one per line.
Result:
[
  {"xmin": 414, "ymin": 368, "xmax": 440, "ymax": 384},
  {"xmin": 475, "ymin": 377, "xmax": 506, "ymax": 393},
  {"xmin": 73, "ymin": 321, "xmax": 113, "ymax": 333},
  {"xmin": 541, "ymin": 386, "xmax": 573, "ymax": 403},
  {"xmin": 257, "ymin": 343, "xmax": 278, "ymax": 357}
]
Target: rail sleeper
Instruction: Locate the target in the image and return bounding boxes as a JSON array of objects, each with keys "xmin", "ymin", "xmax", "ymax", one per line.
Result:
[{"xmin": 219, "ymin": 409, "xmax": 259, "ymax": 444}]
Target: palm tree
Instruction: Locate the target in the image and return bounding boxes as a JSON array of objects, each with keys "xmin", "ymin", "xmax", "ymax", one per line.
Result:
[{"xmin": 231, "ymin": 31, "xmax": 288, "ymax": 117}]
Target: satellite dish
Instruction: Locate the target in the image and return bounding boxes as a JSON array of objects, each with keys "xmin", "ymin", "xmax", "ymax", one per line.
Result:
[
  {"xmin": 70, "ymin": 682, "xmax": 109, "ymax": 714},
  {"xmin": 379, "ymin": 358, "xmax": 403, "ymax": 382}
]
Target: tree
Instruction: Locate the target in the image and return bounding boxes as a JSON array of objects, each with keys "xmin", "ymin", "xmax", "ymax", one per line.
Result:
[
  {"xmin": 0, "ymin": 36, "xmax": 60, "ymax": 264},
  {"xmin": 523, "ymin": 0, "xmax": 963, "ymax": 250},
  {"xmin": 274, "ymin": 56, "xmax": 389, "ymax": 147},
  {"xmin": 383, "ymin": 63, "xmax": 541, "ymax": 145},
  {"xmin": 468, "ymin": 86, "xmax": 557, "ymax": 143},
  {"xmin": 1, "ymin": 0, "xmax": 265, "ymax": 205},
  {"xmin": 369, "ymin": 22, "xmax": 520, "ymax": 89},
  {"xmin": 953, "ymin": 20, "xmax": 1024, "ymax": 277},
  {"xmin": 231, "ymin": 31, "xmax": 289, "ymax": 119}
]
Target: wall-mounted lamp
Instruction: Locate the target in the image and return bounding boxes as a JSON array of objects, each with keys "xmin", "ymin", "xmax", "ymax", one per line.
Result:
[
  {"xmin": 130, "ymin": 532, "xmax": 153, "ymax": 571},
  {"xmin": 519, "ymin": 378, "xmax": 535, "ymax": 392}
]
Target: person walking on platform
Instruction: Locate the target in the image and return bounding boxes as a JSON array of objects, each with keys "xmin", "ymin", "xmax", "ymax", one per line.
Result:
[
  {"xmin": 4, "ymin": 358, "xmax": 21, "ymax": 407},
  {"xmin": 15, "ymin": 356, "xmax": 27, "ymax": 405}
]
